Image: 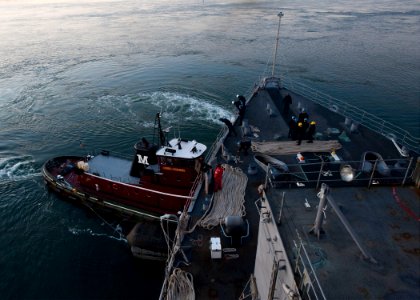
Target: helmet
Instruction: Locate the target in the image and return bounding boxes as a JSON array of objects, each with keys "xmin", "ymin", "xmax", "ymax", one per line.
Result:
[
  {"xmin": 298, "ymin": 122, "xmax": 303, "ymax": 127},
  {"xmin": 310, "ymin": 121, "xmax": 316, "ymax": 125},
  {"xmin": 304, "ymin": 118, "xmax": 308, "ymax": 122},
  {"xmin": 292, "ymin": 116, "xmax": 297, "ymax": 121}
]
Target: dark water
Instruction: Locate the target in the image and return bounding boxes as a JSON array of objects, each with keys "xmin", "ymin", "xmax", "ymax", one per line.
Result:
[{"xmin": 0, "ymin": 0, "xmax": 419, "ymax": 299}]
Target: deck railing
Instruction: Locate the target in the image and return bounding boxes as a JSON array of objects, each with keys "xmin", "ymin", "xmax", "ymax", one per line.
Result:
[
  {"xmin": 205, "ymin": 127, "xmax": 228, "ymax": 164},
  {"xmin": 275, "ymin": 75, "xmax": 419, "ymax": 153},
  {"xmin": 268, "ymin": 156, "xmax": 415, "ymax": 189},
  {"xmin": 293, "ymin": 235, "xmax": 327, "ymax": 300}
]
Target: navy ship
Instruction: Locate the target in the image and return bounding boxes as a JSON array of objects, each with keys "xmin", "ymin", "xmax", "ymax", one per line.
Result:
[{"xmin": 146, "ymin": 13, "xmax": 420, "ymax": 300}]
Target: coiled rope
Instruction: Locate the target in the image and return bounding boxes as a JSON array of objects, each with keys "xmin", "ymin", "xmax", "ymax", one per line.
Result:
[
  {"xmin": 200, "ymin": 164, "xmax": 248, "ymax": 229},
  {"xmin": 165, "ymin": 268, "xmax": 195, "ymax": 300}
]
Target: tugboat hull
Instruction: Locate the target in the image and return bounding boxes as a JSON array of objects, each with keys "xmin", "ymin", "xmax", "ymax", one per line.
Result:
[{"xmin": 42, "ymin": 155, "xmax": 195, "ymax": 219}]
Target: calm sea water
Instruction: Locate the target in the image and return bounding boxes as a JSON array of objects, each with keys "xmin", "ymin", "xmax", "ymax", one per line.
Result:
[{"xmin": 0, "ymin": 0, "xmax": 419, "ymax": 299}]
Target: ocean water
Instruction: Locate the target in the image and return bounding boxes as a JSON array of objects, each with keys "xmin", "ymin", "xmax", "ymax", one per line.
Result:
[{"xmin": 0, "ymin": 0, "xmax": 419, "ymax": 299}]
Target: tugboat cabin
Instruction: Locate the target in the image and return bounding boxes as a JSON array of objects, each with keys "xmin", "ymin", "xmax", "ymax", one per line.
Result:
[{"xmin": 155, "ymin": 138, "xmax": 207, "ymax": 188}]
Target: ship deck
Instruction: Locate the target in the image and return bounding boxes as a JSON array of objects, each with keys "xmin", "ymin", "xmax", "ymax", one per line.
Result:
[
  {"xmin": 269, "ymin": 185, "xmax": 419, "ymax": 299},
  {"xmin": 171, "ymin": 83, "xmax": 419, "ymax": 299}
]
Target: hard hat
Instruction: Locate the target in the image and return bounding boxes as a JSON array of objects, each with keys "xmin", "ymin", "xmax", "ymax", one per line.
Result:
[
  {"xmin": 310, "ymin": 121, "xmax": 316, "ymax": 125},
  {"xmin": 292, "ymin": 116, "xmax": 297, "ymax": 121},
  {"xmin": 298, "ymin": 122, "xmax": 303, "ymax": 127},
  {"xmin": 304, "ymin": 118, "xmax": 308, "ymax": 122}
]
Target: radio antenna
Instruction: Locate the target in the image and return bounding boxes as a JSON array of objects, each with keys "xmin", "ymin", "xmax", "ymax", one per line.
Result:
[{"xmin": 272, "ymin": 12, "xmax": 284, "ymax": 77}]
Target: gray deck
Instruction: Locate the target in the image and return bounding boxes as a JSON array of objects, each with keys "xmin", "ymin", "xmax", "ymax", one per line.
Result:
[
  {"xmin": 269, "ymin": 186, "xmax": 419, "ymax": 299},
  {"xmin": 87, "ymin": 154, "xmax": 139, "ymax": 184}
]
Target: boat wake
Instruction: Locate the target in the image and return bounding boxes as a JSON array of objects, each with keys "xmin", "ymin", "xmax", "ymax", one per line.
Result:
[
  {"xmin": 138, "ymin": 91, "xmax": 234, "ymax": 126},
  {"xmin": 68, "ymin": 226, "xmax": 127, "ymax": 243},
  {"xmin": 0, "ymin": 155, "xmax": 40, "ymax": 183}
]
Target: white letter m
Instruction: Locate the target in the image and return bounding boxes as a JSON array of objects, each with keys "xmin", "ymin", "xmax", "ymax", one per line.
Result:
[{"xmin": 137, "ymin": 155, "xmax": 149, "ymax": 165}]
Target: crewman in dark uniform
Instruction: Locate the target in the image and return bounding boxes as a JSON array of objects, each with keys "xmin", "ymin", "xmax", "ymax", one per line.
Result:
[
  {"xmin": 302, "ymin": 118, "xmax": 309, "ymax": 135},
  {"xmin": 288, "ymin": 116, "xmax": 297, "ymax": 140},
  {"xmin": 232, "ymin": 96, "xmax": 246, "ymax": 126},
  {"xmin": 307, "ymin": 121, "xmax": 316, "ymax": 143},
  {"xmin": 282, "ymin": 94, "xmax": 292, "ymax": 117},
  {"xmin": 237, "ymin": 95, "xmax": 246, "ymax": 107},
  {"xmin": 296, "ymin": 122, "xmax": 304, "ymax": 145},
  {"xmin": 219, "ymin": 118, "xmax": 237, "ymax": 137},
  {"xmin": 298, "ymin": 108, "xmax": 308, "ymax": 123}
]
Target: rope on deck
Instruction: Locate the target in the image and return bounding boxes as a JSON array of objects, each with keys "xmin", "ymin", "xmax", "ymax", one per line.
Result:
[
  {"xmin": 200, "ymin": 164, "xmax": 247, "ymax": 229},
  {"xmin": 251, "ymin": 140, "xmax": 342, "ymax": 155},
  {"xmin": 165, "ymin": 268, "xmax": 195, "ymax": 300}
]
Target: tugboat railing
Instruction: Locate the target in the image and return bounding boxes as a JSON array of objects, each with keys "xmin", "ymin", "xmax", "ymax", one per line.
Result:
[{"xmin": 275, "ymin": 75, "xmax": 420, "ymax": 154}]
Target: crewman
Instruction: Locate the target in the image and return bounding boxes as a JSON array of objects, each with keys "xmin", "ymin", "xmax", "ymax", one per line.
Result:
[
  {"xmin": 298, "ymin": 108, "xmax": 308, "ymax": 123},
  {"xmin": 282, "ymin": 94, "xmax": 292, "ymax": 116},
  {"xmin": 307, "ymin": 121, "xmax": 316, "ymax": 143},
  {"xmin": 237, "ymin": 139, "xmax": 251, "ymax": 155},
  {"xmin": 219, "ymin": 118, "xmax": 237, "ymax": 137},
  {"xmin": 213, "ymin": 164, "xmax": 224, "ymax": 192},
  {"xmin": 302, "ymin": 118, "xmax": 309, "ymax": 134},
  {"xmin": 232, "ymin": 96, "xmax": 246, "ymax": 126},
  {"xmin": 288, "ymin": 116, "xmax": 297, "ymax": 140},
  {"xmin": 237, "ymin": 94, "xmax": 246, "ymax": 107},
  {"xmin": 296, "ymin": 122, "xmax": 304, "ymax": 145}
]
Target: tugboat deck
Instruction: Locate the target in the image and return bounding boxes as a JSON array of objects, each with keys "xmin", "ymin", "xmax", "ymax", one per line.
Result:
[{"xmin": 88, "ymin": 154, "xmax": 139, "ymax": 184}]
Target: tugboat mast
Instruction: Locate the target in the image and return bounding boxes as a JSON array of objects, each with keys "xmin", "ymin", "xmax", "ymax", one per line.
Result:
[
  {"xmin": 154, "ymin": 112, "xmax": 166, "ymax": 147},
  {"xmin": 271, "ymin": 12, "xmax": 284, "ymax": 77}
]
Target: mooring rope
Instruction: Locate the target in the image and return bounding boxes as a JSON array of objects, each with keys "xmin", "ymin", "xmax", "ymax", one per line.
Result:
[
  {"xmin": 84, "ymin": 203, "xmax": 127, "ymax": 242},
  {"xmin": 165, "ymin": 268, "xmax": 195, "ymax": 300},
  {"xmin": 200, "ymin": 164, "xmax": 248, "ymax": 229},
  {"xmin": 160, "ymin": 218, "xmax": 175, "ymax": 262}
]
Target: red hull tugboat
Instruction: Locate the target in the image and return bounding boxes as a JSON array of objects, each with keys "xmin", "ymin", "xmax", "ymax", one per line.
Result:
[{"xmin": 42, "ymin": 113, "xmax": 207, "ymax": 219}]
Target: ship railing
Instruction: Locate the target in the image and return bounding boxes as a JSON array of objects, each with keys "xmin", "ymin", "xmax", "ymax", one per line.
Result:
[
  {"xmin": 257, "ymin": 189, "xmax": 326, "ymax": 300},
  {"xmin": 183, "ymin": 127, "xmax": 228, "ymax": 213},
  {"xmin": 292, "ymin": 233, "xmax": 327, "ymax": 300},
  {"xmin": 268, "ymin": 156, "xmax": 416, "ymax": 189},
  {"xmin": 184, "ymin": 172, "xmax": 203, "ymax": 213},
  {"xmin": 205, "ymin": 127, "xmax": 228, "ymax": 164},
  {"xmin": 276, "ymin": 75, "xmax": 420, "ymax": 154}
]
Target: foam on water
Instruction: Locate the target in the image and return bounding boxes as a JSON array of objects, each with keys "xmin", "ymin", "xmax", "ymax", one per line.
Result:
[
  {"xmin": 0, "ymin": 155, "xmax": 40, "ymax": 182},
  {"xmin": 138, "ymin": 91, "xmax": 234, "ymax": 126},
  {"xmin": 93, "ymin": 91, "xmax": 234, "ymax": 133},
  {"xmin": 68, "ymin": 226, "xmax": 127, "ymax": 243}
]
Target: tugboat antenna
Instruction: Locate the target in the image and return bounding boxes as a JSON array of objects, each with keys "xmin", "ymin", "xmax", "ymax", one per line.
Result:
[{"xmin": 271, "ymin": 12, "xmax": 284, "ymax": 77}]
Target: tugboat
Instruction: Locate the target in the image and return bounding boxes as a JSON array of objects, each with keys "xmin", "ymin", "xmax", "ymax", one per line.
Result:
[{"xmin": 42, "ymin": 112, "xmax": 207, "ymax": 219}]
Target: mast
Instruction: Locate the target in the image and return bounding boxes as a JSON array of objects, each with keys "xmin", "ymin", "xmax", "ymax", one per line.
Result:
[
  {"xmin": 155, "ymin": 112, "xmax": 166, "ymax": 147},
  {"xmin": 271, "ymin": 12, "xmax": 284, "ymax": 77}
]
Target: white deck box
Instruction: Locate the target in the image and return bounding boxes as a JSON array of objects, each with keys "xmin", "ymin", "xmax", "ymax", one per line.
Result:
[{"xmin": 210, "ymin": 237, "xmax": 222, "ymax": 259}]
